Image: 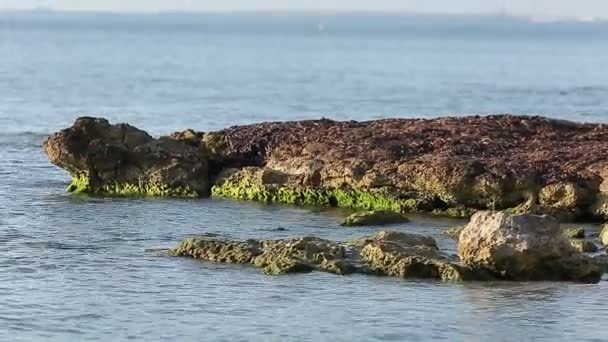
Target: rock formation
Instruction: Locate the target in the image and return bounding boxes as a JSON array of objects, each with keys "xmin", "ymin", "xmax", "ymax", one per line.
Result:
[
  {"xmin": 44, "ymin": 117, "xmax": 209, "ymax": 196},
  {"xmin": 45, "ymin": 115, "xmax": 608, "ymax": 221},
  {"xmin": 457, "ymin": 212, "xmax": 601, "ymax": 282},
  {"xmin": 171, "ymin": 231, "xmax": 489, "ymax": 280}
]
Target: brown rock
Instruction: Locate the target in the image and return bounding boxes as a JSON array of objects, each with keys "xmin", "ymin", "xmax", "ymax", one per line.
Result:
[
  {"xmin": 458, "ymin": 211, "xmax": 601, "ymax": 282},
  {"xmin": 43, "ymin": 117, "xmax": 209, "ymax": 196},
  {"xmin": 341, "ymin": 210, "xmax": 409, "ymax": 227}
]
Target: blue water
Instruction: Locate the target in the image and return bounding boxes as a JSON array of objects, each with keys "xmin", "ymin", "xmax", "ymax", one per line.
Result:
[{"xmin": 1, "ymin": 11, "xmax": 608, "ymax": 341}]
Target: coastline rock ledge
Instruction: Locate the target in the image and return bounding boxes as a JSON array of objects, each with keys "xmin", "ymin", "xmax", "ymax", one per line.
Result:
[{"xmin": 44, "ymin": 115, "xmax": 608, "ymax": 221}]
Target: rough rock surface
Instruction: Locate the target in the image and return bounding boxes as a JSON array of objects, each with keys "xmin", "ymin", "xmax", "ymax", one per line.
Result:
[
  {"xmin": 569, "ymin": 239, "xmax": 599, "ymax": 253},
  {"xmin": 43, "ymin": 117, "xmax": 209, "ymax": 196},
  {"xmin": 171, "ymin": 231, "xmax": 489, "ymax": 280},
  {"xmin": 341, "ymin": 210, "xmax": 409, "ymax": 227},
  {"xmin": 599, "ymin": 224, "xmax": 608, "ymax": 246},
  {"xmin": 206, "ymin": 115, "xmax": 608, "ymax": 220},
  {"xmin": 45, "ymin": 115, "xmax": 608, "ymax": 220},
  {"xmin": 444, "ymin": 226, "xmax": 465, "ymax": 240},
  {"xmin": 563, "ymin": 227, "xmax": 586, "ymax": 239},
  {"xmin": 458, "ymin": 212, "xmax": 601, "ymax": 282}
]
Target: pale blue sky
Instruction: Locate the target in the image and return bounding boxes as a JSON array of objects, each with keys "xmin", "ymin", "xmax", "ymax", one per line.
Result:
[{"xmin": 1, "ymin": 0, "xmax": 607, "ymax": 19}]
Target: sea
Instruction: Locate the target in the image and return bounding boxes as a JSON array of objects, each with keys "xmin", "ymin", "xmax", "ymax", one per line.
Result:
[{"xmin": 1, "ymin": 11, "xmax": 608, "ymax": 342}]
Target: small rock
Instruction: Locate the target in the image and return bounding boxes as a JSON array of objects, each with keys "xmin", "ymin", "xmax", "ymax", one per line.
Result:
[
  {"xmin": 444, "ymin": 226, "xmax": 465, "ymax": 240},
  {"xmin": 563, "ymin": 227, "xmax": 585, "ymax": 239},
  {"xmin": 341, "ymin": 210, "xmax": 409, "ymax": 227},
  {"xmin": 570, "ymin": 239, "xmax": 599, "ymax": 253},
  {"xmin": 320, "ymin": 259, "xmax": 358, "ymax": 275}
]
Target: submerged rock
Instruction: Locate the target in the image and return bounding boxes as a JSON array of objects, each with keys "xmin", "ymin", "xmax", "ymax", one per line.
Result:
[
  {"xmin": 43, "ymin": 117, "xmax": 209, "ymax": 196},
  {"xmin": 341, "ymin": 210, "xmax": 409, "ymax": 227},
  {"xmin": 171, "ymin": 230, "xmax": 490, "ymax": 281},
  {"xmin": 172, "ymin": 236, "xmax": 353, "ymax": 276},
  {"xmin": 458, "ymin": 212, "xmax": 601, "ymax": 283}
]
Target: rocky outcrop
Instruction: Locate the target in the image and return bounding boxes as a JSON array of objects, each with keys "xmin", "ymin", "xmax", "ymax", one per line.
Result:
[
  {"xmin": 171, "ymin": 231, "xmax": 490, "ymax": 280},
  {"xmin": 44, "ymin": 115, "xmax": 608, "ymax": 221},
  {"xmin": 341, "ymin": 210, "xmax": 409, "ymax": 227},
  {"xmin": 43, "ymin": 117, "xmax": 209, "ymax": 196},
  {"xmin": 458, "ymin": 212, "xmax": 601, "ymax": 282}
]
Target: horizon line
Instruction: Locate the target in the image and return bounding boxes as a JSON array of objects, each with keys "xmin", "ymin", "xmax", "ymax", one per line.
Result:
[{"xmin": 1, "ymin": 8, "xmax": 606, "ymax": 22}]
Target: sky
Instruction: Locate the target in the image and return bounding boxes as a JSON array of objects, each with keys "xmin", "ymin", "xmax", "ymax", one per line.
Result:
[{"xmin": 1, "ymin": 0, "xmax": 607, "ymax": 19}]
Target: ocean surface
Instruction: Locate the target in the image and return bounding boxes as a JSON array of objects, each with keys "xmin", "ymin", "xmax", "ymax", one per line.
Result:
[{"xmin": 1, "ymin": 11, "xmax": 608, "ymax": 341}]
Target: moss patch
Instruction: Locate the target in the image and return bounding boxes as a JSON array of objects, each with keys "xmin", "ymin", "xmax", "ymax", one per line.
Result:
[
  {"xmin": 67, "ymin": 174, "xmax": 198, "ymax": 197},
  {"xmin": 210, "ymin": 178, "xmax": 432, "ymax": 213}
]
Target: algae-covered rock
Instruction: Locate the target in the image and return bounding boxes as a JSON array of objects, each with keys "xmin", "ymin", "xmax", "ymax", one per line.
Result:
[
  {"xmin": 171, "ymin": 230, "xmax": 494, "ymax": 281},
  {"xmin": 45, "ymin": 116, "xmax": 608, "ymax": 221},
  {"xmin": 569, "ymin": 239, "xmax": 599, "ymax": 253},
  {"xmin": 458, "ymin": 211, "xmax": 601, "ymax": 283},
  {"xmin": 563, "ymin": 227, "xmax": 585, "ymax": 239},
  {"xmin": 347, "ymin": 230, "xmax": 437, "ymax": 250},
  {"xmin": 341, "ymin": 210, "xmax": 409, "ymax": 227},
  {"xmin": 172, "ymin": 235, "xmax": 353, "ymax": 276},
  {"xmin": 353, "ymin": 231, "xmax": 487, "ymax": 281},
  {"xmin": 43, "ymin": 117, "xmax": 209, "ymax": 196},
  {"xmin": 170, "ymin": 237, "xmax": 261, "ymax": 263}
]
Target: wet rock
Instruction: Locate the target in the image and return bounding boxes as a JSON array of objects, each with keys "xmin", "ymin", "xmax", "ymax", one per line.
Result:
[
  {"xmin": 341, "ymin": 210, "xmax": 409, "ymax": 227},
  {"xmin": 172, "ymin": 235, "xmax": 354, "ymax": 276},
  {"xmin": 593, "ymin": 255, "xmax": 608, "ymax": 274},
  {"xmin": 444, "ymin": 226, "xmax": 465, "ymax": 240},
  {"xmin": 563, "ymin": 227, "xmax": 585, "ymax": 239},
  {"xmin": 347, "ymin": 230, "xmax": 437, "ymax": 250},
  {"xmin": 171, "ymin": 237, "xmax": 262, "ymax": 264},
  {"xmin": 43, "ymin": 117, "xmax": 209, "ymax": 196},
  {"xmin": 171, "ymin": 230, "xmax": 494, "ymax": 281},
  {"xmin": 458, "ymin": 211, "xmax": 601, "ymax": 283},
  {"xmin": 569, "ymin": 240, "xmax": 599, "ymax": 253}
]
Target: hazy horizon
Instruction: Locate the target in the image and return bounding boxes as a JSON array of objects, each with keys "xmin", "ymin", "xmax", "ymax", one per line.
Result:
[{"xmin": 1, "ymin": 0, "xmax": 608, "ymax": 20}]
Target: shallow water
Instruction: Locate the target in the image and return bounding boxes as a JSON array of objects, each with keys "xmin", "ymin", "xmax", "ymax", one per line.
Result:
[{"xmin": 1, "ymin": 12, "xmax": 608, "ymax": 342}]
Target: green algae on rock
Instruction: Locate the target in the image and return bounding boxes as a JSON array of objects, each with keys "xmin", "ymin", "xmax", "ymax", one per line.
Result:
[
  {"xmin": 67, "ymin": 174, "xmax": 199, "ymax": 197},
  {"xmin": 341, "ymin": 210, "xmax": 409, "ymax": 227},
  {"xmin": 171, "ymin": 230, "xmax": 487, "ymax": 280},
  {"xmin": 44, "ymin": 116, "xmax": 608, "ymax": 221},
  {"xmin": 44, "ymin": 117, "xmax": 209, "ymax": 197}
]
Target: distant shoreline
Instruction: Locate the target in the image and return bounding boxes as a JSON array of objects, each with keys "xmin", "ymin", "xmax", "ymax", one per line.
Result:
[{"xmin": 0, "ymin": 9, "xmax": 606, "ymax": 24}]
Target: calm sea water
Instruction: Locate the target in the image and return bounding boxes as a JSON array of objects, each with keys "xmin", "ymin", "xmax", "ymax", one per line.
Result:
[{"xmin": 1, "ymin": 11, "xmax": 608, "ymax": 342}]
